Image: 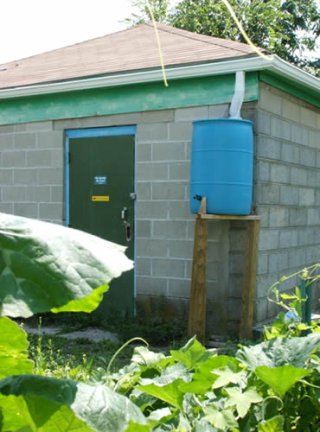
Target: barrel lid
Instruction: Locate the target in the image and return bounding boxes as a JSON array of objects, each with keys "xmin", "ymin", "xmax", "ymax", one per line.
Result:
[{"xmin": 192, "ymin": 117, "xmax": 253, "ymax": 125}]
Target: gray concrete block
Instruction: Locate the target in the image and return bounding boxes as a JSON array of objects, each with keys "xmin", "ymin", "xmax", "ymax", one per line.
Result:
[
  {"xmin": 38, "ymin": 168, "xmax": 63, "ymax": 185},
  {"xmin": 136, "ymin": 162, "xmax": 168, "ymax": 181},
  {"xmin": 259, "ymin": 88, "xmax": 282, "ymax": 115},
  {"xmin": 2, "ymin": 186, "xmax": 27, "ymax": 201},
  {"xmin": 256, "ymin": 136, "xmax": 281, "ymax": 159},
  {"xmin": 26, "ymin": 150, "xmax": 52, "ymax": 167},
  {"xmin": 169, "ymin": 162, "xmax": 190, "ymax": 181},
  {"xmin": 36, "ymin": 131, "xmax": 63, "ymax": 149},
  {"xmin": 175, "ymin": 106, "xmax": 208, "ymax": 122},
  {"xmin": 152, "ymin": 182, "xmax": 186, "ymax": 200},
  {"xmin": 0, "ymin": 125, "xmax": 14, "ymax": 133},
  {"xmin": 281, "ymin": 143, "xmax": 300, "ymax": 164},
  {"xmin": 256, "ymin": 160, "xmax": 270, "ymax": 181},
  {"xmin": 255, "ymin": 183, "xmax": 280, "ymax": 205},
  {"xmin": 300, "ymin": 127, "xmax": 309, "ymax": 146},
  {"xmin": 307, "ymin": 208, "xmax": 320, "ymax": 225},
  {"xmin": 268, "ymin": 251, "xmax": 289, "ymax": 273},
  {"xmin": 299, "ymin": 188, "xmax": 315, "ymax": 206},
  {"xmin": 0, "ymin": 134, "xmax": 14, "ymax": 150},
  {"xmin": 25, "ymin": 186, "xmax": 51, "ymax": 202},
  {"xmin": 279, "ymin": 229, "xmax": 298, "ymax": 248},
  {"xmin": 135, "ymin": 258, "xmax": 152, "ymax": 276},
  {"xmin": 307, "ymin": 170, "xmax": 318, "ymax": 188},
  {"xmin": 26, "ymin": 121, "xmax": 53, "ymax": 132},
  {"xmin": 301, "ymin": 107, "xmax": 317, "ymax": 128},
  {"xmin": 269, "ymin": 207, "xmax": 289, "ymax": 227},
  {"xmin": 168, "ymin": 122, "xmax": 192, "ymax": 141},
  {"xmin": 13, "ymin": 203, "xmax": 38, "ymax": 218},
  {"xmin": 289, "ymin": 208, "xmax": 308, "ymax": 226},
  {"xmin": 153, "ymin": 141, "xmax": 186, "ymax": 161},
  {"xmin": 298, "ymin": 227, "xmax": 318, "ymax": 246},
  {"xmin": 153, "ymin": 220, "xmax": 187, "ymax": 239},
  {"xmin": 14, "ymin": 133, "xmax": 36, "ymax": 149},
  {"xmin": 290, "ymin": 167, "xmax": 308, "ymax": 186},
  {"xmin": 39, "ymin": 203, "xmax": 63, "ymax": 221},
  {"xmin": 270, "ymin": 163, "xmax": 290, "ymax": 183},
  {"xmin": 136, "ymin": 239, "xmax": 168, "ymax": 258},
  {"xmin": 51, "ymin": 149, "xmax": 64, "ymax": 166},
  {"xmin": 136, "ymin": 220, "xmax": 151, "ymax": 238},
  {"xmin": 290, "ymin": 123, "xmax": 303, "ymax": 145},
  {"xmin": 152, "ymin": 258, "xmax": 185, "ymax": 278},
  {"xmin": 136, "ymin": 144, "xmax": 151, "ymax": 162},
  {"xmin": 208, "ymin": 104, "xmax": 229, "ymax": 118},
  {"xmin": 282, "ymin": 99, "xmax": 300, "ymax": 122},
  {"xmin": 136, "ymin": 182, "xmax": 151, "ymax": 200},
  {"xmin": 300, "ymin": 147, "xmax": 316, "ymax": 167},
  {"xmin": 288, "ymin": 248, "xmax": 306, "ymax": 268},
  {"xmin": 136, "ymin": 276, "xmax": 168, "ymax": 296},
  {"xmin": 14, "ymin": 169, "xmax": 37, "ymax": 185},
  {"xmin": 257, "ymin": 253, "xmax": 268, "ymax": 275},
  {"xmin": 51, "ymin": 186, "xmax": 63, "ymax": 202},
  {"xmin": 168, "ymin": 240, "xmax": 194, "ymax": 259},
  {"xmin": 309, "ymin": 129, "xmax": 320, "ymax": 149},
  {"xmin": 137, "ymin": 123, "xmax": 168, "ymax": 142},
  {"xmin": 256, "ymin": 111, "xmax": 271, "ymax": 135},
  {"xmin": 229, "ymin": 253, "xmax": 244, "ymax": 274},
  {"xmin": 167, "ymin": 278, "xmax": 189, "ymax": 298},
  {"xmin": 136, "ymin": 201, "xmax": 168, "ymax": 219},
  {"xmin": 255, "ymin": 298, "xmax": 268, "ymax": 323},
  {"xmin": 0, "ymin": 203, "xmax": 13, "ymax": 214},
  {"xmin": 271, "ymin": 118, "xmax": 291, "ymax": 141},
  {"xmin": 2, "ymin": 151, "xmax": 26, "ymax": 167},
  {"xmin": 0, "ymin": 170, "xmax": 13, "ymax": 185},
  {"xmin": 141, "ymin": 110, "xmax": 174, "ymax": 123},
  {"xmin": 168, "ymin": 201, "xmax": 192, "ymax": 220},
  {"xmin": 305, "ymin": 245, "xmax": 320, "ymax": 264},
  {"xmin": 280, "ymin": 185, "xmax": 299, "ymax": 206},
  {"xmin": 259, "ymin": 229, "xmax": 279, "ymax": 250},
  {"xmin": 14, "ymin": 124, "xmax": 27, "ymax": 132}
]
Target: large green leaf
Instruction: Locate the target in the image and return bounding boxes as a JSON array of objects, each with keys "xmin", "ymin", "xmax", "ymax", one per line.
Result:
[
  {"xmin": 0, "ymin": 212, "xmax": 133, "ymax": 317},
  {"xmin": 225, "ymin": 387, "xmax": 263, "ymax": 418},
  {"xmin": 237, "ymin": 333, "xmax": 320, "ymax": 369},
  {"xmin": 258, "ymin": 415, "xmax": 284, "ymax": 431},
  {"xmin": 138, "ymin": 380, "xmax": 185, "ymax": 409},
  {"xmin": 0, "ymin": 375, "xmax": 146, "ymax": 432},
  {"xmin": 170, "ymin": 337, "xmax": 209, "ymax": 369},
  {"xmin": 255, "ymin": 365, "xmax": 311, "ymax": 398},
  {"xmin": 0, "ymin": 317, "xmax": 33, "ymax": 379}
]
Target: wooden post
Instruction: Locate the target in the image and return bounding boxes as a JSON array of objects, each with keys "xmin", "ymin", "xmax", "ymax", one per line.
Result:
[
  {"xmin": 188, "ymin": 213, "xmax": 208, "ymax": 343},
  {"xmin": 239, "ymin": 218, "xmax": 260, "ymax": 339}
]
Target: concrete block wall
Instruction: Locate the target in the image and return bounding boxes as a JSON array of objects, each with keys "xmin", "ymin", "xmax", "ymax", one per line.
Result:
[{"xmin": 254, "ymin": 83, "xmax": 320, "ymax": 323}]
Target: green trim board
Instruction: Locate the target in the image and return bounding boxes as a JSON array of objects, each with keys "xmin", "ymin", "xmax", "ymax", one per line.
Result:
[
  {"xmin": 0, "ymin": 73, "xmax": 259, "ymax": 125},
  {"xmin": 260, "ymin": 71, "xmax": 320, "ymax": 108}
]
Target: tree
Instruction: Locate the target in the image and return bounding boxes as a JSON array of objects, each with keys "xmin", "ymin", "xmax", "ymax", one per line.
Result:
[
  {"xmin": 127, "ymin": 0, "xmax": 320, "ymax": 75},
  {"xmin": 125, "ymin": 0, "xmax": 171, "ymax": 25}
]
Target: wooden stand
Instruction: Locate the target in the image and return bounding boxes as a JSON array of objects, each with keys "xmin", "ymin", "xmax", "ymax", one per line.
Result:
[{"xmin": 188, "ymin": 198, "xmax": 260, "ymax": 342}]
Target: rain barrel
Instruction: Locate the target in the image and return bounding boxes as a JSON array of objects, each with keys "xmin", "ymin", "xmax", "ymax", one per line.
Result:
[{"xmin": 190, "ymin": 118, "xmax": 253, "ymax": 215}]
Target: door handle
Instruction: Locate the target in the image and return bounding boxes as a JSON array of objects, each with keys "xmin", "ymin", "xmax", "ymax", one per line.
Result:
[
  {"xmin": 124, "ymin": 221, "xmax": 132, "ymax": 242},
  {"xmin": 121, "ymin": 207, "xmax": 127, "ymax": 220}
]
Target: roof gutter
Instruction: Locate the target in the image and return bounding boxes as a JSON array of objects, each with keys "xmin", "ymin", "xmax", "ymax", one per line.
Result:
[{"xmin": 0, "ymin": 55, "xmax": 318, "ymax": 100}]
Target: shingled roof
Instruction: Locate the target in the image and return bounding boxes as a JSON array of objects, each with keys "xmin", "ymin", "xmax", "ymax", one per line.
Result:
[{"xmin": 0, "ymin": 22, "xmax": 257, "ymax": 90}]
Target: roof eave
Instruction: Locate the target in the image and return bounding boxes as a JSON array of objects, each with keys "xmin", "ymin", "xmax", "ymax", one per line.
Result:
[{"xmin": 0, "ymin": 54, "xmax": 318, "ymax": 100}]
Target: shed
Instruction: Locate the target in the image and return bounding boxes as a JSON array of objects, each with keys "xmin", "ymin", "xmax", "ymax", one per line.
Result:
[{"xmin": 0, "ymin": 23, "xmax": 319, "ymax": 335}]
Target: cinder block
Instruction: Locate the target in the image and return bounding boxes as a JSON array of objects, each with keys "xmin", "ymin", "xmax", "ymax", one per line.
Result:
[
  {"xmin": 13, "ymin": 203, "xmax": 38, "ymax": 218},
  {"xmin": 257, "ymin": 253, "xmax": 268, "ymax": 275},
  {"xmin": 136, "ymin": 276, "xmax": 168, "ymax": 296},
  {"xmin": 136, "ymin": 201, "xmax": 168, "ymax": 219},
  {"xmin": 288, "ymin": 248, "xmax": 306, "ymax": 268},
  {"xmin": 256, "ymin": 160, "xmax": 270, "ymax": 181},
  {"xmin": 279, "ymin": 229, "xmax": 298, "ymax": 248},
  {"xmin": 269, "ymin": 207, "xmax": 289, "ymax": 227},
  {"xmin": 300, "ymin": 127, "xmax": 309, "ymax": 146},
  {"xmin": 26, "ymin": 121, "xmax": 53, "ymax": 132},
  {"xmin": 271, "ymin": 118, "xmax": 290, "ymax": 141},
  {"xmin": 301, "ymin": 107, "xmax": 317, "ymax": 128},
  {"xmin": 14, "ymin": 169, "xmax": 37, "ymax": 185},
  {"xmin": 38, "ymin": 168, "xmax": 63, "ymax": 185},
  {"xmin": 256, "ymin": 111, "xmax": 272, "ymax": 135},
  {"xmin": 255, "ymin": 298, "xmax": 269, "ymax": 322},
  {"xmin": 14, "ymin": 133, "xmax": 36, "ymax": 149},
  {"xmin": 135, "ymin": 258, "xmax": 152, "ymax": 276},
  {"xmin": 136, "ymin": 220, "xmax": 151, "ymax": 238},
  {"xmin": 26, "ymin": 150, "xmax": 52, "ymax": 167},
  {"xmin": 137, "ymin": 123, "xmax": 168, "ymax": 142},
  {"xmin": 208, "ymin": 104, "xmax": 229, "ymax": 118},
  {"xmin": 309, "ymin": 130, "xmax": 320, "ymax": 149},
  {"xmin": 141, "ymin": 110, "xmax": 174, "ymax": 123},
  {"xmin": 152, "ymin": 258, "xmax": 185, "ymax": 278},
  {"xmin": 167, "ymin": 278, "xmax": 189, "ymax": 298},
  {"xmin": 168, "ymin": 201, "xmax": 192, "ymax": 220},
  {"xmin": 268, "ymin": 252, "xmax": 289, "ymax": 273},
  {"xmin": 290, "ymin": 167, "xmax": 308, "ymax": 186},
  {"xmin": 168, "ymin": 240, "xmax": 193, "ymax": 259},
  {"xmin": 153, "ymin": 220, "xmax": 187, "ymax": 240},
  {"xmin": 289, "ymin": 208, "xmax": 308, "ymax": 226},
  {"xmin": 136, "ymin": 144, "xmax": 151, "ymax": 162},
  {"xmin": 2, "ymin": 186, "xmax": 27, "ymax": 201},
  {"xmin": 25, "ymin": 186, "xmax": 51, "ymax": 202},
  {"xmin": 299, "ymin": 188, "xmax": 315, "ymax": 206},
  {"xmin": 305, "ymin": 245, "xmax": 320, "ymax": 264},
  {"xmin": 282, "ymin": 99, "xmax": 300, "ymax": 122},
  {"xmin": 259, "ymin": 89, "xmax": 282, "ymax": 115},
  {"xmin": 39, "ymin": 203, "xmax": 63, "ymax": 220},
  {"xmin": 290, "ymin": 124, "xmax": 303, "ymax": 145},
  {"xmin": 307, "ymin": 170, "xmax": 318, "ymax": 188},
  {"xmin": 152, "ymin": 182, "xmax": 186, "ymax": 200},
  {"xmin": 298, "ymin": 227, "xmax": 318, "ymax": 246},
  {"xmin": 300, "ymin": 147, "xmax": 316, "ymax": 167},
  {"xmin": 2, "ymin": 151, "xmax": 26, "ymax": 167},
  {"xmin": 259, "ymin": 229, "xmax": 279, "ymax": 251},
  {"xmin": 270, "ymin": 163, "xmax": 290, "ymax": 183},
  {"xmin": 256, "ymin": 136, "xmax": 281, "ymax": 159},
  {"xmin": 169, "ymin": 162, "xmax": 190, "ymax": 181},
  {"xmin": 255, "ymin": 183, "xmax": 280, "ymax": 205},
  {"xmin": 36, "ymin": 131, "xmax": 63, "ymax": 149},
  {"xmin": 0, "ymin": 203, "xmax": 13, "ymax": 213},
  {"xmin": 136, "ymin": 182, "xmax": 151, "ymax": 200},
  {"xmin": 0, "ymin": 134, "xmax": 14, "ymax": 150},
  {"xmin": 51, "ymin": 186, "xmax": 63, "ymax": 202},
  {"xmin": 280, "ymin": 185, "xmax": 299, "ymax": 206},
  {"xmin": 14, "ymin": 124, "xmax": 27, "ymax": 132},
  {"xmin": 168, "ymin": 122, "xmax": 192, "ymax": 141},
  {"xmin": 229, "ymin": 253, "xmax": 244, "ymax": 274},
  {"xmin": 175, "ymin": 106, "xmax": 208, "ymax": 122},
  {"xmin": 153, "ymin": 142, "xmax": 186, "ymax": 161},
  {"xmin": 136, "ymin": 162, "xmax": 168, "ymax": 181},
  {"xmin": 307, "ymin": 208, "xmax": 320, "ymax": 225},
  {"xmin": 0, "ymin": 170, "xmax": 13, "ymax": 185},
  {"xmin": 0, "ymin": 125, "xmax": 14, "ymax": 133},
  {"xmin": 136, "ymin": 238, "xmax": 168, "ymax": 258},
  {"xmin": 281, "ymin": 143, "xmax": 300, "ymax": 164},
  {"xmin": 51, "ymin": 149, "xmax": 63, "ymax": 166}
]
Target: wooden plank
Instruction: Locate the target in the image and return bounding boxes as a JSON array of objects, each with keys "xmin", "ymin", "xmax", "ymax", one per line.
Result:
[
  {"xmin": 239, "ymin": 219, "xmax": 260, "ymax": 339},
  {"xmin": 188, "ymin": 214, "xmax": 208, "ymax": 342},
  {"xmin": 200, "ymin": 214, "xmax": 260, "ymax": 221}
]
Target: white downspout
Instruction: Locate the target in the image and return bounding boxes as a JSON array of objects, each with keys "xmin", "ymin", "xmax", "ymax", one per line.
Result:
[{"xmin": 229, "ymin": 71, "xmax": 245, "ymax": 119}]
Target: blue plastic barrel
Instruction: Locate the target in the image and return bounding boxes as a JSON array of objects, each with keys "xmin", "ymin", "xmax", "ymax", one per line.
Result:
[{"xmin": 190, "ymin": 118, "xmax": 253, "ymax": 215}]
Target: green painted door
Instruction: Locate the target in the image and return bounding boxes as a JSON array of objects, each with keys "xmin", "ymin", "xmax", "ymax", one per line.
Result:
[{"xmin": 68, "ymin": 131, "xmax": 135, "ymax": 318}]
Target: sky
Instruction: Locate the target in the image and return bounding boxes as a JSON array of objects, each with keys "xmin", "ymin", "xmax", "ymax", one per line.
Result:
[{"xmin": 0, "ymin": 0, "xmax": 180, "ymax": 64}]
